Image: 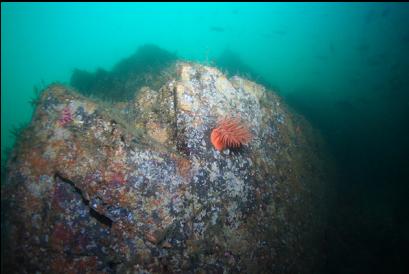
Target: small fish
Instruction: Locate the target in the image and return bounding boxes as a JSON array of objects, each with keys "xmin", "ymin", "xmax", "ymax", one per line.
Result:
[
  {"xmin": 354, "ymin": 97, "xmax": 370, "ymax": 105},
  {"xmin": 333, "ymin": 100, "xmax": 356, "ymax": 111},
  {"xmin": 349, "ymin": 75, "xmax": 362, "ymax": 84},
  {"xmin": 364, "ymin": 9, "xmax": 376, "ymax": 24},
  {"xmin": 210, "ymin": 26, "xmax": 225, "ymax": 32},
  {"xmin": 329, "ymin": 42, "xmax": 336, "ymax": 55},
  {"xmin": 381, "ymin": 8, "xmax": 390, "ymax": 17},
  {"xmin": 314, "ymin": 55, "xmax": 329, "ymax": 61},
  {"xmin": 356, "ymin": 43, "xmax": 370, "ymax": 54},
  {"xmin": 272, "ymin": 29, "xmax": 287, "ymax": 36},
  {"xmin": 402, "ymin": 30, "xmax": 409, "ymax": 44},
  {"xmin": 366, "ymin": 53, "xmax": 387, "ymax": 67}
]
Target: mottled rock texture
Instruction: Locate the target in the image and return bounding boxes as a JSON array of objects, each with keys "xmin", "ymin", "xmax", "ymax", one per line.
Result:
[{"xmin": 2, "ymin": 62, "xmax": 331, "ymax": 273}]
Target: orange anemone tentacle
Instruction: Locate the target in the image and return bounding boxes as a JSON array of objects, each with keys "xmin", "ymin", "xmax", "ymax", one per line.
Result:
[
  {"xmin": 211, "ymin": 129, "xmax": 224, "ymax": 151},
  {"xmin": 210, "ymin": 117, "xmax": 252, "ymax": 151}
]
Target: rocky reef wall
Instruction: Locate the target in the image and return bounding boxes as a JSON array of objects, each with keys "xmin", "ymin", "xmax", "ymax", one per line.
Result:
[{"xmin": 2, "ymin": 62, "xmax": 332, "ymax": 273}]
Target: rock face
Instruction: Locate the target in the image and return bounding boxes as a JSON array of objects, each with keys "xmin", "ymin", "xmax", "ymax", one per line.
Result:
[{"xmin": 2, "ymin": 62, "xmax": 330, "ymax": 273}]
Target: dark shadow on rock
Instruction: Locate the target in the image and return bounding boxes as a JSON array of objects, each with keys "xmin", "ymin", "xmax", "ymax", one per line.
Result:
[{"xmin": 70, "ymin": 44, "xmax": 178, "ymax": 101}]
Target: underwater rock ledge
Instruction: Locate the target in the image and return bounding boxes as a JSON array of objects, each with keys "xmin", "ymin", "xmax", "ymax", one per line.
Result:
[{"xmin": 2, "ymin": 62, "xmax": 331, "ymax": 273}]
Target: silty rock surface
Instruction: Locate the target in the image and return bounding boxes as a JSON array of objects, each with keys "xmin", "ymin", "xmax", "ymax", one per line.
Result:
[{"xmin": 2, "ymin": 62, "xmax": 331, "ymax": 273}]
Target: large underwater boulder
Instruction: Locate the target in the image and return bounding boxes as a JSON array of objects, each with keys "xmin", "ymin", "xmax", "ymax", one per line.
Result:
[{"xmin": 2, "ymin": 62, "xmax": 331, "ymax": 273}]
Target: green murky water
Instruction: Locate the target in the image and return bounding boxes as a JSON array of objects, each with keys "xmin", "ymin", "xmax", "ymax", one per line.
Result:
[{"xmin": 2, "ymin": 3, "xmax": 408, "ymax": 273}]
